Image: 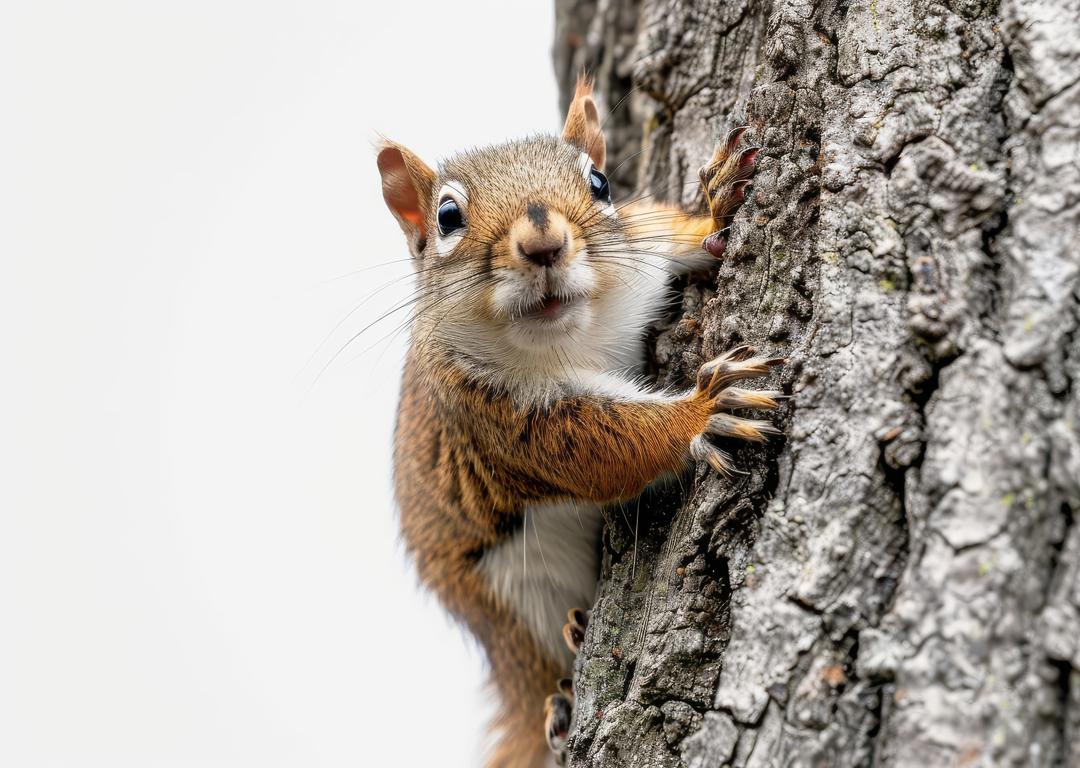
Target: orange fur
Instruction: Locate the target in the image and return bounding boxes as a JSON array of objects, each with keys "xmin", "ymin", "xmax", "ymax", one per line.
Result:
[{"xmin": 620, "ymin": 199, "xmax": 720, "ymax": 253}]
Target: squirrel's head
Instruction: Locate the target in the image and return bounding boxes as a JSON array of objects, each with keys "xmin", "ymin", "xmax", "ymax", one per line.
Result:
[{"xmin": 376, "ymin": 78, "xmax": 633, "ymax": 367}]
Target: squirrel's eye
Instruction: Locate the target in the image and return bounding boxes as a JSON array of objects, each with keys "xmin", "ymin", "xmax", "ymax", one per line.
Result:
[
  {"xmin": 437, "ymin": 198, "xmax": 465, "ymax": 236},
  {"xmin": 589, "ymin": 167, "xmax": 611, "ymax": 205}
]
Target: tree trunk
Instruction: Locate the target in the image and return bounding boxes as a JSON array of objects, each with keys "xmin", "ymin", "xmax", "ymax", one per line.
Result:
[{"xmin": 553, "ymin": 1, "xmax": 1080, "ymax": 765}]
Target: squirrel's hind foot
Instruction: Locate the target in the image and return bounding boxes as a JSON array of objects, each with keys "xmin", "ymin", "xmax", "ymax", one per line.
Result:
[
  {"xmin": 544, "ymin": 680, "xmax": 574, "ymax": 765},
  {"xmin": 548, "ymin": 608, "xmax": 587, "ymax": 765},
  {"xmin": 561, "ymin": 608, "xmax": 589, "ymax": 656}
]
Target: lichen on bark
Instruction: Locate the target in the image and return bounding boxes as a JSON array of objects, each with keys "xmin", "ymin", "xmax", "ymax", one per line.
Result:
[{"xmin": 554, "ymin": 0, "xmax": 1080, "ymax": 765}]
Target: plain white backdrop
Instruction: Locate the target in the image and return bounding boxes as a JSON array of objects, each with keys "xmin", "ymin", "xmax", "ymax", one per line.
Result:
[{"xmin": 1, "ymin": 2, "xmax": 559, "ymax": 765}]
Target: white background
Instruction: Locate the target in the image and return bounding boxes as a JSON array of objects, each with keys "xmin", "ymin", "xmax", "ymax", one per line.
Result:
[{"xmin": 1, "ymin": 2, "xmax": 559, "ymax": 765}]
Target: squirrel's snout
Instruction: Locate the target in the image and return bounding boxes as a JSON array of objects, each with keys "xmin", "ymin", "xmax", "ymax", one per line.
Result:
[
  {"xmin": 519, "ymin": 237, "xmax": 566, "ymax": 268},
  {"xmin": 511, "ymin": 203, "xmax": 571, "ymax": 269}
]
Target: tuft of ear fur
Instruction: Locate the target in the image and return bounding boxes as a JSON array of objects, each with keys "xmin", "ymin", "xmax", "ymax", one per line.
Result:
[
  {"xmin": 562, "ymin": 74, "xmax": 606, "ymax": 170},
  {"xmin": 376, "ymin": 139, "xmax": 436, "ymax": 258}
]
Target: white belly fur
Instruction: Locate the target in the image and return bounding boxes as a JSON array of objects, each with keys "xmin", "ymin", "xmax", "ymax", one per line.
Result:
[{"xmin": 478, "ymin": 500, "xmax": 604, "ymax": 666}]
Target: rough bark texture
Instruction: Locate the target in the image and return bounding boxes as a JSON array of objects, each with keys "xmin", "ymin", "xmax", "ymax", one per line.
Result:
[{"xmin": 553, "ymin": 1, "xmax": 1080, "ymax": 765}]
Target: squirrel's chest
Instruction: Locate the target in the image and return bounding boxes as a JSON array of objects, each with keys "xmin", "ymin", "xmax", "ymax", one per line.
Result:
[{"xmin": 478, "ymin": 500, "xmax": 604, "ymax": 665}]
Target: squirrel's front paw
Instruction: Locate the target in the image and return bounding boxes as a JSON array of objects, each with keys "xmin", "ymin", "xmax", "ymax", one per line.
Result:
[
  {"xmin": 699, "ymin": 127, "xmax": 759, "ymax": 258},
  {"xmin": 691, "ymin": 345, "xmax": 784, "ymax": 477}
]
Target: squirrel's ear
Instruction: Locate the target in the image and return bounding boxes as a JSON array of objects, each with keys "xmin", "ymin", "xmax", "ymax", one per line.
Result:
[
  {"xmin": 562, "ymin": 75, "xmax": 606, "ymax": 170},
  {"xmin": 376, "ymin": 140, "xmax": 436, "ymax": 257}
]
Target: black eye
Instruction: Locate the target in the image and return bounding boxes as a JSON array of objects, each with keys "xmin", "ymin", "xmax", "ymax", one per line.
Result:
[
  {"xmin": 437, "ymin": 198, "xmax": 465, "ymax": 236},
  {"xmin": 589, "ymin": 167, "xmax": 611, "ymax": 204}
]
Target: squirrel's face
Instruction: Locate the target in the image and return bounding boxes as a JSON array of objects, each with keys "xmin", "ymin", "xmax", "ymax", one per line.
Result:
[
  {"xmin": 377, "ymin": 79, "xmax": 628, "ymax": 361},
  {"xmin": 428, "ymin": 138, "xmax": 618, "ymax": 350}
]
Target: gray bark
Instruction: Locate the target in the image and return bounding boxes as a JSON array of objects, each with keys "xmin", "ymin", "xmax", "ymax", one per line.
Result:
[{"xmin": 553, "ymin": 1, "xmax": 1080, "ymax": 765}]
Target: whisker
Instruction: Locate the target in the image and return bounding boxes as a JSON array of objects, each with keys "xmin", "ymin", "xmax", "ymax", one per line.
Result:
[{"xmin": 307, "ymin": 269, "xmax": 491, "ymax": 392}]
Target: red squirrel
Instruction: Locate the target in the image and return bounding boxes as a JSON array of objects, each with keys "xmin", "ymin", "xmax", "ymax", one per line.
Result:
[{"xmin": 377, "ymin": 78, "xmax": 779, "ymax": 767}]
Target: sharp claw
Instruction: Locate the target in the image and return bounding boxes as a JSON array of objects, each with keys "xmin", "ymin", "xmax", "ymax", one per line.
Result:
[
  {"xmin": 706, "ymin": 413, "xmax": 780, "ymax": 443},
  {"xmin": 721, "ymin": 344, "xmax": 756, "ymax": 362},
  {"xmin": 715, "ymin": 387, "xmax": 784, "ymax": 410},
  {"xmin": 724, "ymin": 125, "xmax": 750, "ymax": 151},
  {"xmin": 690, "ymin": 435, "xmax": 738, "ymax": 478},
  {"xmin": 701, "ymin": 357, "xmax": 776, "ymax": 394},
  {"xmin": 544, "ymin": 693, "xmax": 573, "ymax": 754},
  {"xmin": 557, "ymin": 677, "xmax": 574, "ymax": 699},
  {"xmin": 563, "ymin": 621, "xmax": 585, "ymax": 654},
  {"xmin": 703, "ymin": 232, "xmax": 727, "ymax": 257},
  {"xmin": 738, "ymin": 147, "xmax": 760, "ymax": 170},
  {"xmin": 692, "ymin": 344, "xmax": 787, "ymax": 477}
]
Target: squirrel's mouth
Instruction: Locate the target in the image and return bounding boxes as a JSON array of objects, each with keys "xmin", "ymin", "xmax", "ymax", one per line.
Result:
[{"xmin": 522, "ymin": 293, "xmax": 580, "ymax": 322}]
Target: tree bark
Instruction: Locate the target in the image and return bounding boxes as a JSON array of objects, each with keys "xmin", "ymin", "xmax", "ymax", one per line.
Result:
[{"xmin": 553, "ymin": 1, "xmax": 1080, "ymax": 765}]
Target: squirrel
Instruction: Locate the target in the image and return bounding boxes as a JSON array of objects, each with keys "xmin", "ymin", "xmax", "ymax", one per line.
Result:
[{"xmin": 376, "ymin": 77, "xmax": 780, "ymax": 767}]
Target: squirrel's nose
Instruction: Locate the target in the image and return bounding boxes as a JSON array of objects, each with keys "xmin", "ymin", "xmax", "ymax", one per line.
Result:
[
  {"xmin": 519, "ymin": 240, "xmax": 565, "ymax": 267},
  {"xmin": 513, "ymin": 202, "xmax": 569, "ymax": 268}
]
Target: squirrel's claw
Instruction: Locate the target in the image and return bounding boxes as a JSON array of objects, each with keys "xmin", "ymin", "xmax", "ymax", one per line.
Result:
[
  {"xmin": 690, "ymin": 435, "xmax": 740, "ymax": 478},
  {"xmin": 723, "ymin": 125, "xmax": 751, "ymax": 151},
  {"xmin": 692, "ymin": 346, "xmax": 785, "ymax": 478},
  {"xmin": 715, "ymin": 387, "xmax": 786, "ymax": 411},
  {"xmin": 562, "ymin": 608, "xmax": 589, "ymax": 656},
  {"xmin": 700, "ymin": 128, "xmax": 760, "ymax": 257},
  {"xmin": 706, "ymin": 413, "xmax": 780, "ymax": 443},
  {"xmin": 544, "ymin": 691, "xmax": 573, "ymax": 763},
  {"xmin": 557, "ymin": 677, "xmax": 574, "ymax": 701},
  {"xmin": 702, "ymin": 232, "xmax": 727, "ymax": 258},
  {"xmin": 549, "ymin": 608, "xmax": 587, "ymax": 760},
  {"xmin": 695, "ymin": 346, "xmax": 782, "ymax": 397}
]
